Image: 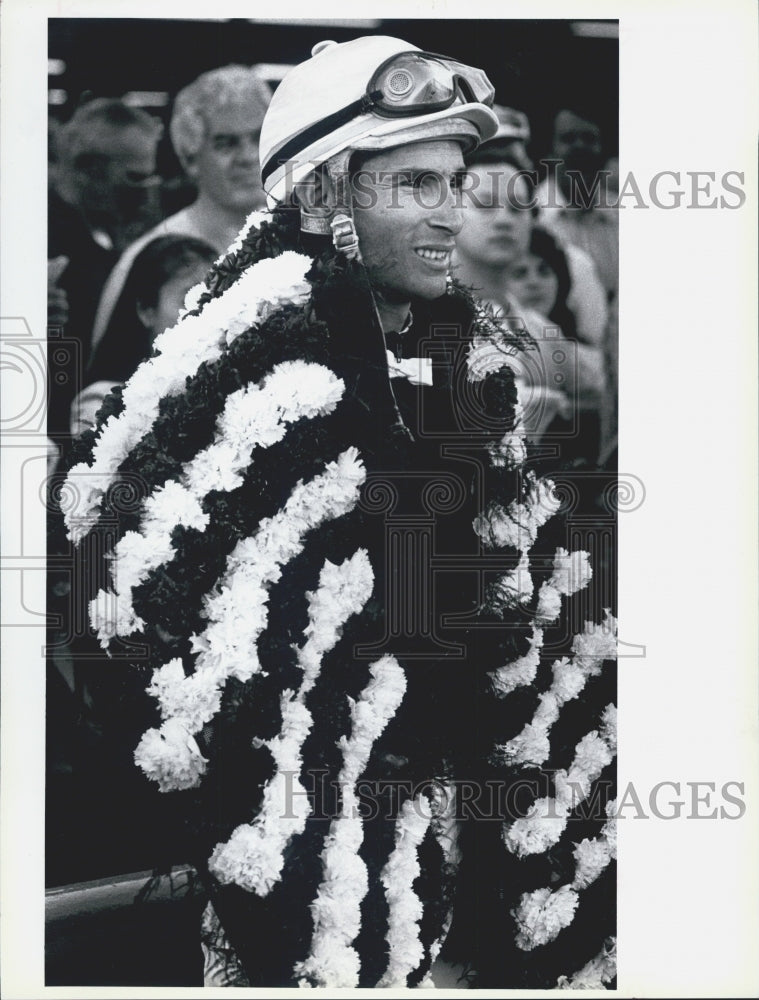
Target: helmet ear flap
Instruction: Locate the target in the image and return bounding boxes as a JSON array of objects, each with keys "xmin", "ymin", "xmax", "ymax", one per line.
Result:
[
  {"xmin": 294, "ymin": 165, "xmax": 334, "ymax": 236},
  {"xmin": 295, "ymin": 152, "xmax": 362, "ymax": 259},
  {"xmin": 324, "ymin": 150, "xmax": 362, "ymax": 261}
]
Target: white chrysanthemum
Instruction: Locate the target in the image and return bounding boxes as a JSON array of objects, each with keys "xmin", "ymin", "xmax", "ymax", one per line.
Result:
[
  {"xmin": 603, "ymin": 803, "xmax": 618, "ymax": 860},
  {"xmin": 300, "ymin": 550, "xmax": 374, "ymax": 693},
  {"xmin": 551, "ymin": 657, "xmax": 587, "ymax": 702},
  {"xmin": 88, "ymin": 587, "xmax": 145, "ymax": 648},
  {"xmin": 210, "ymin": 697, "xmax": 313, "ymax": 894},
  {"xmin": 473, "ymin": 501, "xmax": 530, "ymax": 552},
  {"xmin": 147, "ymin": 659, "xmax": 223, "ymax": 733},
  {"xmin": 490, "ymin": 552, "xmax": 533, "ymax": 611},
  {"xmin": 565, "ymin": 731, "xmax": 614, "ymax": 796},
  {"xmin": 551, "ymin": 547, "xmax": 592, "ymax": 596},
  {"xmin": 600, "ymin": 703, "xmax": 617, "ymax": 753},
  {"xmin": 504, "ymin": 717, "xmax": 617, "ymax": 858},
  {"xmin": 209, "ymin": 551, "xmax": 374, "ymax": 896},
  {"xmin": 487, "ymin": 431, "xmax": 527, "ymax": 469},
  {"xmin": 526, "ymin": 476, "xmax": 562, "ymax": 521},
  {"xmin": 572, "ymin": 836, "xmax": 613, "ymax": 890},
  {"xmin": 378, "ymin": 796, "xmax": 432, "ymax": 987},
  {"xmin": 498, "ymin": 722, "xmax": 551, "ymax": 767},
  {"xmin": 64, "ymin": 250, "xmax": 314, "ymax": 542},
  {"xmin": 490, "ymin": 628, "xmax": 544, "ymax": 697},
  {"xmin": 535, "ymin": 582, "xmax": 562, "ymax": 624},
  {"xmin": 218, "ymin": 250, "xmax": 312, "ymax": 343},
  {"xmin": 135, "ymin": 453, "xmax": 367, "ymax": 795},
  {"xmin": 145, "ymin": 479, "xmax": 208, "ymax": 533},
  {"xmin": 513, "ymin": 885, "xmax": 579, "ymax": 950},
  {"xmin": 474, "ymin": 477, "xmax": 559, "ymax": 554},
  {"xmin": 503, "ymin": 796, "xmax": 569, "ymax": 857},
  {"xmin": 192, "ymin": 447, "xmax": 366, "ymax": 683},
  {"xmin": 295, "ymin": 657, "xmax": 406, "ymax": 988},
  {"xmin": 572, "ymin": 612, "xmax": 618, "ymax": 672},
  {"xmin": 134, "ymin": 718, "xmax": 207, "ymax": 792},
  {"xmin": 215, "ymin": 209, "xmax": 269, "ymax": 262}
]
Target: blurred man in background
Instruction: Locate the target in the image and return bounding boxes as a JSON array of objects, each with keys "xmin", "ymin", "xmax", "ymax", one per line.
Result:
[
  {"xmin": 536, "ymin": 105, "xmax": 618, "ymax": 300},
  {"xmin": 48, "ymin": 98, "xmax": 163, "ymax": 437},
  {"xmin": 90, "ymin": 65, "xmax": 272, "ymax": 353}
]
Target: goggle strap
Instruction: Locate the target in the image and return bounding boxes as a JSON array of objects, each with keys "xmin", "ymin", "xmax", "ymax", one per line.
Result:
[{"xmin": 262, "ymin": 95, "xmax": 377, "ymax": 187}]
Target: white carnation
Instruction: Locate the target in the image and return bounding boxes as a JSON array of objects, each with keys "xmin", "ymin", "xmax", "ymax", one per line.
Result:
[
  {"xmin": 600, "ymin": 703, "xmax": 617, "ymax": 752},
  {"xmin": 295, "ymin": 656, "xmax": 406, "ymax": 987},
  {"xmin": 378, "ymin": 797, "xmax": 431, "ymax": 987},
  {"xmin": 134, "ymin": 718, "xmax": 207, "ymax": 792},
  {"xmin": 572, "ymin": 836, "xmax": 613, "ymax": 890},
  {"xmin": 513, "ymin": 885, "xmax": 579, "ymax": 950},
  {"xmin": 147, "ymin": 659, "xmax": 223, "ymax": 733},
  {"xmin": 503, "ymin": 796, "xmax": 569, "ymax": 857},
  {"xmin": 489, "ymin": 552, "xmax": 533, "ymax": 611},
  {"xmin": 535, "ymin": 582, "xmax": 562, "ymax": 624},
  {"xmin": 487, "ymin": 431, "xmax": 527, "ymax": 469},
  {"xmin": 499, "ymin": 723, "xmax": 551, "ymax": 767},
  {"xmin": 63, "ymin": 249, "xmax": 315, "ymax": 541},
  {"xmin": 490, "ymin": 628, "xmax": 544, "ymax": 697},
  {"xmin": 572, "ymin": 612, "xmax": 618, "ymax": 673},
  {"xmin": 551, "ymin": 547, "xmax": 592, "ymax": 596}
]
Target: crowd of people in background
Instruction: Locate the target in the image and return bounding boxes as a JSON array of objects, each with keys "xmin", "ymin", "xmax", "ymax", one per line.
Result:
[
  {"xmin": 48, "ymin": 61, "xmax": 618, "ymax": 467},
  {"xmin": 46, "ymin": 55, "xmax": 619, "ymax": 887}
]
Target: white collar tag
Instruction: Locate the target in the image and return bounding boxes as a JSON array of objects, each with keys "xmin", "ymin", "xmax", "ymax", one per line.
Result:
[{"xmin": 386, "ymin": 350, "xmax": 433, "ymax": 387}]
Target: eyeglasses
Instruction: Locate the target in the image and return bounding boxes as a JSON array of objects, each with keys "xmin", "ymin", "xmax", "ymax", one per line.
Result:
[{"xmin": 366, "ymin": 51, "xmax": 495, "ymax": 117}]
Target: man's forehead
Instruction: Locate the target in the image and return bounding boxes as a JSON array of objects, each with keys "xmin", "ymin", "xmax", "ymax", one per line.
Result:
[
  {"xmin": 206, "ymin": 103, "xmax": 264, "ymax": 137},
  {"xmin": 355, "ymin": 139, "xmax": 466, "ymax": 173}
]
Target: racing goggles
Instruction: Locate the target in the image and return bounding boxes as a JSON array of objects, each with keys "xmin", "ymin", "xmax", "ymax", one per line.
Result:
[
  {"xmin": 261, "ymin": 50, "xmax": 494, "ymax": 188},
  {"xmin": 365, "ymin": 51, "xmax": 495, "ymax": 117}
]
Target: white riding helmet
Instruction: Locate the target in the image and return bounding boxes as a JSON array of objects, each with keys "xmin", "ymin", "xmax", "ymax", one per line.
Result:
[{"xmin": 260, "ymin": 35, "xmax": 499, "ymax": 204}]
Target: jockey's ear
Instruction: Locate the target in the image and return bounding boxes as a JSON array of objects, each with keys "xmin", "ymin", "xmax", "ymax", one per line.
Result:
[{"xmin": 293, "ymin": 166, "xmax": 338, "ymax": 235}]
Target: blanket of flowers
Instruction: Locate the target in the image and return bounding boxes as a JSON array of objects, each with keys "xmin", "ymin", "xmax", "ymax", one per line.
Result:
[{"xmin": 60, "ymin": 205, "xmax": 617, "ymax": 989}]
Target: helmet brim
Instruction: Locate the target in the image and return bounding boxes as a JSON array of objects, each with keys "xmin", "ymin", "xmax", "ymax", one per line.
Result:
[{"xmin": 264, "ymin": 102, "xmax": 499, "ymax": 204}]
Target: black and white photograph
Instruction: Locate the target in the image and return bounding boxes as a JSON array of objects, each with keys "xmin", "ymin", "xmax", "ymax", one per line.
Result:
[{"xmin": 0, "ymin": 2, "xmax": 757, "ymax": 997}]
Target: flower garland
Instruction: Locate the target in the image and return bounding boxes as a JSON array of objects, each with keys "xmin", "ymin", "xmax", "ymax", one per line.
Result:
[
  {"xmin": 63, "ymin": 249, "xmax": 314, "ymax": 542},
  {"xmin": 417, "ymin": 781, "xmax": 460, "ymax": 987},
  {"xmin": 133, "ymin": 449, "xmax": 366, "ymax": 792},
  {"xmin": 488, "ymin": 551, "xmax": 534, "ymax": 613},
  {"xmin": 534, "ymin": 547, "xmax": 593, "ymax": 625},
  {"xmin": 57, "ymin": 203, "xmax": 616, "ymax": 988},
  {"xmin": 487, "ymin": 427, "xmax": 528, "ymax": 470},
  {"xmin": 207, "ymin": 549, "xmax": 374, "ymax": 895},
  {"xmin": 493, "ymin": 611, "xmax": 616, "ymax": 767},
  {"xmin": 502, "ymin": 701, "xmax": 617, "ymax": 858},
  {"xmin": 294, "ymin": 656, "xmax": 407, "ymax": 988},
  {"xmin": 181, "ymin": 212, "xmax": 271, "ymax": 321},
  {"xmin": 490, "ymin": 626, "xmax": 545, "ymax": 698},
  {"xmin": 473, "ymin": 474, "xmax": 562, "ymax": 553},
  {"xmin": 89, "ymin": 360, "xmax": 345, "ymax": 647},
  {"xmin": 377, "ymin": 793, "xmax": 435, "ymax": 988},
  {"xmin": 133, "ymin": 715, "xmax": 208, "ymax": 793},
  {"xmin": 512, "ymin": 800, "xmax": 617, "ymax": 951}
]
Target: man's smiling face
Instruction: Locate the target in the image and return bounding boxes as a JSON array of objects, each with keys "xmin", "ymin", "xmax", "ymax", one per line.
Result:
[{"xmin": 350, "ymin": 140, "xmax": 466, "ymax": 303}]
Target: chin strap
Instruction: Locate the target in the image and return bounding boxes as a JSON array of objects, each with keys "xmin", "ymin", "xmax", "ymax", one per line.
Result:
[
  {"xmin": 325, "ymin": 150, "xmax": 362, "ymax": 262},
  {"xmin": 329, "ymin": 213, "xmax": 361, "ymax": 260}
]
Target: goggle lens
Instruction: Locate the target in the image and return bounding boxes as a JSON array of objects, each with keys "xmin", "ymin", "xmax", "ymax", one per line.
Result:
[{"xmin": 370, "ymin": 52, "xmax": 494, "ymax": 117}]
